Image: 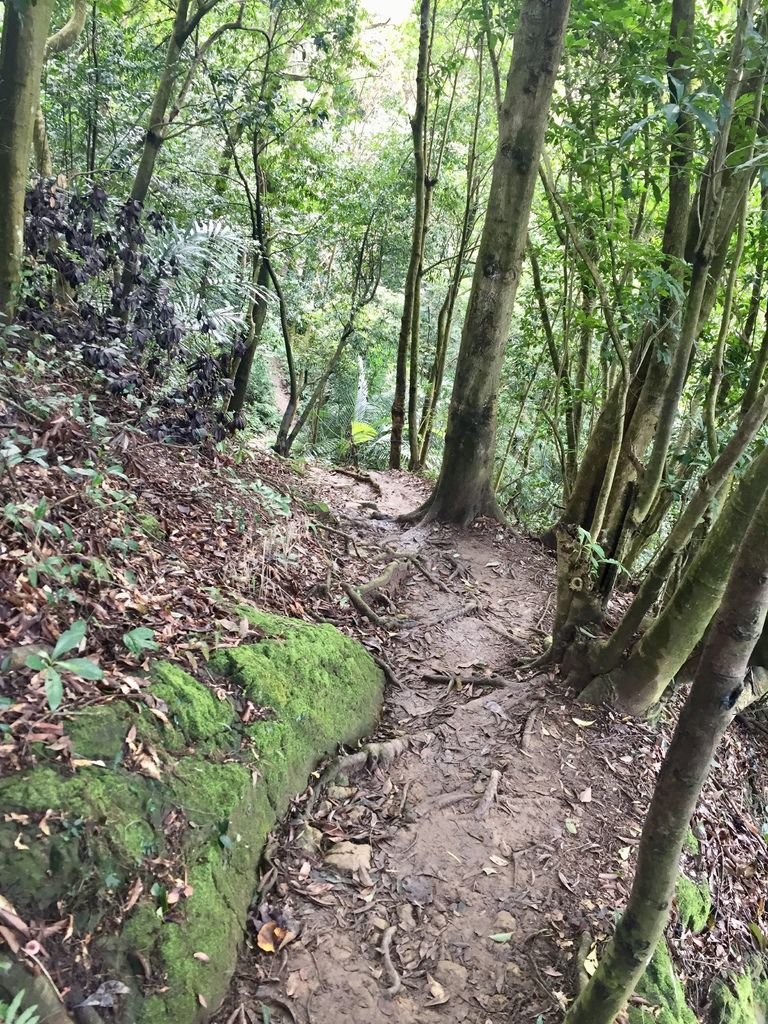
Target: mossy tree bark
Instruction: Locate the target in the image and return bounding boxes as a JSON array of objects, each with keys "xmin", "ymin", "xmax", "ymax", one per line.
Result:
[
  {"xmin": 551, "ymin": 0, "xmax": 764, "ymax": 601},
  {"xmin": 565, "ymin": 487, "xmax": 768, "ymax": 1024},
  {"xmin": 582, "ymin": 443, "xmax": 768, "ymax": 713},
  {"xmin": 0, "ymin": 0, "xmax": 54, "ymax": 320},
  {"xmin": 591, "ymin": 382, "xmax": 768, "ymax": 676},
  {"xmin": 406, "ymin": 0, "xmax": 571, "ymax": 524},
  {"xmin": 390, "ymin": 0, "xmax": 431, "ymax": 470}
]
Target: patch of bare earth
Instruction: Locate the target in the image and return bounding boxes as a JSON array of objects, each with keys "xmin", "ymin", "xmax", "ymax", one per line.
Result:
[{"xmin": 216, "ymin": 466, "xmax": 768, "ymax": 1024}]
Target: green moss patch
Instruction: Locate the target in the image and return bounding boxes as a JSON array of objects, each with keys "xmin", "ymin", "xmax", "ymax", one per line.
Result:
[
  {"xmin": 629, "ymin": 939, "xmax": 698, "ymax": 1024},
  {"xmin": 0, "ymin": 613, "xmax": 383, "ymax": 1024},
  {"xmin": 676, "ymin": 874, "xmax": 711, "ymax": 933},
  {"xmin": 710, "ymin": 962, "xmax": 768, "ymax": 1024}
]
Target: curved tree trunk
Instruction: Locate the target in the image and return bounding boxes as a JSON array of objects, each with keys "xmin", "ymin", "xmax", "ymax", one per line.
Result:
[
  {"xmin": 566, "ymin": 483, "xmax": 768, "ymax": 1024},
  {"xmin": 0, "ymin": 0, "xmax": 54, "ymax": 320},
  {"xmin": 407, "ymin": 0, "xmax": 571, "ymax": 524}
]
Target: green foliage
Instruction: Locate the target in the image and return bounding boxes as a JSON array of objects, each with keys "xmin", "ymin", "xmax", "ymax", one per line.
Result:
[
  {"xmin": 629, "ymin": 939, "xmax": 698, "ymax": 1024},
  {"xmin": 675, "ymin": 874, "xmax": 712, "ymax": 933},
  {"xmin": 0, "ymin": 989, "xmax": 40, "ymax": 1024},
  {"xmin": 122, "ymin": 627, "xmax": 160, "ymax": 657},
  {"xmin": 16, "ymin": 620, "xmax": 103, "ymax": 711}
]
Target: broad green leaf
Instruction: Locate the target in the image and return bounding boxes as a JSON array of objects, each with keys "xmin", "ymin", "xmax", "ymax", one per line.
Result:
[
  {"xmin": 25, "ymin": 653, "xmax": 49, "ymax": 671},
  {"xmin": 52, "ymin": 619, "xmax": 87, "ymax": 660},
  {"xmin": 122, "ymin": 626, "xmax": 159, "ymax": 656},
  {"xmin": 350, "ymin": 420, "xmax": 377, "ymax": 445},
  {"xmin": 45, "ymin": 668, "xmax": 64, "ymax": 711},
  {"xmin": 58, "ymin": 657, "xmax": 104, "ymax": 681},
  {"xmin": 489, "ymin": 931, "xmax": 514, "ymax": 943}
]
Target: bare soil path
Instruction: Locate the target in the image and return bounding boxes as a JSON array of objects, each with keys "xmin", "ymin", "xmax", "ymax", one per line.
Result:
[{"xmin": 214, "ymin": 464, "xmax": 768, "ymax": 1024}]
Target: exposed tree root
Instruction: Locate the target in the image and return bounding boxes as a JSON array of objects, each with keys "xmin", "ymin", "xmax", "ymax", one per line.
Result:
[
  {"xmin": 475, "ymin": 768, "xmax": 502, "ymax": 818},
  {"xmin": 343, "ymin": 558, "xmax": 412, "ymax": 627},
  {"xmin": 342, "ymin": 582, "xmax": 390, "ymax": 627},
  {"xmin": 0, "ymin": 954, "xmax": 82, "ymax": 1024},
  {"xmin": 380, "ymin": 926, "xmax": 402, "ymax": 997},
  {"xmin": 422, "ymin": 670, "xmax": 507, "ymax": 688},
  {"xmin": 316, "ymin": 521, "xmax": 363, "ymax": 557},
  {"xmin": 369, "ymin": 651, "xmax": 401, "ymax": 688},
  {"xmin": 332, "ymin": 466, "xmax": 382, "ymax": 495}
]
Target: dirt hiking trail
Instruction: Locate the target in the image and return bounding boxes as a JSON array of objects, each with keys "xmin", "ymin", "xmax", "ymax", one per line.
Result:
[{"xmin": 213, "ymin": 465, "xmax": 767, "ymax": 1024}]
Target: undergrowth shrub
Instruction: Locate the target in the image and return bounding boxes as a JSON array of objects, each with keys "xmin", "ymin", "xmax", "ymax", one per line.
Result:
[{"xmin": 13, "ymin": 179, "xmax": 260, "ymax": 443}]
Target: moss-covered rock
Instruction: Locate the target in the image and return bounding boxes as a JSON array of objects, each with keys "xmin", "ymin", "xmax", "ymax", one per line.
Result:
[
  {"xmin": 0, "ymin": 613, "xmax": 383, "ymax": 1024},
  {"xmin": 629, "ymin": 939, "xmax": 698, "ymax": 1024},
  {"xmin": 676, "ymin": 874, "xmax": 712, "ymax": 933},
  {"xmin": 710, "ymin": 962, "xmax": 768, "ymax": 1024}
]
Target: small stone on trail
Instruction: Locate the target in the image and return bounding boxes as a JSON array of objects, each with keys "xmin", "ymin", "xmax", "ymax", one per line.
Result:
[
  {"xmin": 434, "ymin": 959, "xmax": 468, "ymax": 994},
  {"xmin": 397, "ymin": 904, "xmax": 417, "ymax": 930},
  {"xmin": 295, "ymin": 824, "xmax": 323, "ymax": 853},
  {"xmin": 327, "ymin": 785, "xmax": 355, "ymax": 801},
  {"xmin": 324, "ymin": 840, "xmax": 372, "ymax": 874},
  {"xmin": 493, "ymin": 910, "xmax": 517, "ymax": 933}
]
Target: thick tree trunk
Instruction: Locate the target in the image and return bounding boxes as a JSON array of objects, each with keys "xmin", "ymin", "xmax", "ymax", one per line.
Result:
[
  {"xmin": 582, "ymin": 442, "xmax": 768, "ymax": 713},
  {"xmin": 565, "ymin": 487, "xmax": 768, "ymax": 1024},
  {"xmin": 0, "ymin": 0, "xmax": 54, "ymax": 320},
  {"xmin": 407, "ymin": 0, "xmax": 571, "ymax": 524},
  {"xmin": 390, "ymin": 0, "xmax": 430, "ymax": 470}
]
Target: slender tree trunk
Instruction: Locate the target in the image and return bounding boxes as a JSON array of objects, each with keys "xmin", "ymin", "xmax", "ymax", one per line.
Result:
[
  {"xmin": 129, "ymin": 0, "xmax": 189, "ymax": 205},
  {"xmin": 565, "ymin": 487, "xmax": 768, "ymax": 1024},
  {"xmin": 705, "ymin": 192, "xmax": 748, "ymax": 457},
  {"xmin": 390, "ymin": 0, "xmax": 431, "ymax": 469},
  {"xmin": 742, "ymin": 290, "xmax": 768, "ymax": 413},
  {"xmin": 85, "ymin": 0, "xmax": 99, "ymax": 174},
  {"xmin": 407, "ymin": 0, "xmax": 571, "ymax": 524},
  {"xmin": 554, "ymin": 0, "xmax": 695, "ymax": 556},
  {"xmin": 33, "ymin": 0, "xmax": 88, "ymax": 175},
  {"xmin": 0, "ymin": 0, "xmax": 54, "ymax": 320},
  {"xmin": 592, "ymin": 381, "xmax": 768, "ymax": 675},
  {"xmin": 582, "ymin": 443, "xmax": 768, "ymax": 713},
  {"xmin": 229, "ymin": 258, "xmax": 270, "ymax": 416}
]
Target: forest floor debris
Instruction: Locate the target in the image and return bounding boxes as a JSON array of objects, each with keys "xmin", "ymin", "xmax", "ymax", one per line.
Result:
[
  {"xmin": 2, "ymin": 380, "xmax": 768, "ymax": 1022},
  {"xmin": 213, "ymin": 464, "xmax": 768, "ymax": 1024}
]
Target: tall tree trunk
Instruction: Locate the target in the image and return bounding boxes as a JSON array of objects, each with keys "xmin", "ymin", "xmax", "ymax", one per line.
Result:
[
  {"xmin": 565, "ymin": 486, "xmax": 768, "ymax": 1024},
  {"xmin": 554, "ymin": 0, "xmax": 695, "ymax": 551},
  {"xmin": 129, "ymin": 0, "xmax": 189, "ymax": 205},
  {"xmin": 407, "ymin": 0, "xmax": 571, "ymax": 524},
  {"xmin": 0, "ymin": 0, "xmax": 54, "ymax": 320},
  {"xmin": 582, "ymin": 442, "xmax": 768, "ymax": 713},
  {"xmin": 390, "ymin": 0, "xmax": 431, "ymax": 469}
]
